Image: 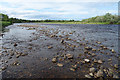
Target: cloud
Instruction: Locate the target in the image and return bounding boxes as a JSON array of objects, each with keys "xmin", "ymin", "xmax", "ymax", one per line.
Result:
[{"xmin": 0, "ymin": 0, "xmax": 118, "ymax": 20}]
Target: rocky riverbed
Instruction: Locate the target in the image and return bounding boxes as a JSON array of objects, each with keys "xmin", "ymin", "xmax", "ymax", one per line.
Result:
[{"xmin": 0, "ymin": 23, "xmax": 119, "ymax": 78}]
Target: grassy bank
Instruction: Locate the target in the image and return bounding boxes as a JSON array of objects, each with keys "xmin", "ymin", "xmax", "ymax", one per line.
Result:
[
  {"xmin": 0, "ymin": 21, "xmax": 12, "ymax": 31},
  {"xmin": 37, "ymin": 22, "xmax": 116, "ymax": 24}
]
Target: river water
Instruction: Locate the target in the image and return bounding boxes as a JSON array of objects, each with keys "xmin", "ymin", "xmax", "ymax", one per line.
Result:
[{"xmin": 0, "ymin": 23, "xmax": 119, "ymax": 78}]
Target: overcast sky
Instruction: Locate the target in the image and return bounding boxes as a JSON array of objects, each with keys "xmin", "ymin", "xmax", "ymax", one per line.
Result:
[{"xmin": 0, "ymin": 0, "xmax": 119, "ymax": 20}]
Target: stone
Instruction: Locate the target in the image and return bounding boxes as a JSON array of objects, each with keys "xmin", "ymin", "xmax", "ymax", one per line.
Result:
[
  {"xmin": 96, "ymin": 70, "xmax": 103, "ymax": 77},
  {"xmin": 113, "ymin": 74, "xmax": 119, "ymax": 78},
  {"xmin": 89, "ymin": 73, "xmax": 94, "ymax": 76},
  {"xmin": 89, "ymin": 67, "xmax": 96, "ymax": 72},
  {"xmin": 1, "ymin": 67, "xmax": 6, "ymax": 70},
  {"xmin": 60, "ymin": 39, "xmax": 64, "ymax": 43},
  {"xmin": 111, "ymin": 49, "xmax": 115, "ymax": 53},
  {"xmin": 8, "ymin": 56, "xmax": 12, "ymax": 59},
  {"xmin": 52, "ymin": 58, "xmax": 57, "ymax": 63},
  {"xmin": 98, "ymin": 60, "xmax": 103, "ymax": 64},
  {"xmin": 21, "ymin": 53, "xmax": 28, "ymax": 56},
  {"xmin": 114, "ymin": 64, "xmax": 118, "ymax": 69},
  {"xmin": 72, "ymin": 65, "xmax": 77, "ymax": 69},
  {"xmin": 14, "ymin": 43, "xmax": 17, "ymax": 46},
  {"xmin": 66, "ymin": 54, "xmax": 73, "ymax": 59},
  {"xmin": 91, "ymin": 53, "xmax": 96, "ymax": 56},
  {"xmin": 85, "ymin": 47, "xmax": 92, "ymax": 50},
  {"xmin": 84, "ymin": 59, "xmax": 90, "ymax": 63},
  {"xmin": 48, "ymin": 46, "xmax": 53, "ymax": 49},
  {"xmin": 85, "ymin": 74, "xmax": 91, "ymax": 78},
  {"xmin": 70, "ymin": 68, "xmax": 75, "ymax": 71},
  {"xmin": 57, "ymin": 63, "xmax": 63, "ymax": 67}
]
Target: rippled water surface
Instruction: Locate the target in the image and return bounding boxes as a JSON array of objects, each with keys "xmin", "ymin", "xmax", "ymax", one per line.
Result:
[{"xmin": 1, "ymin": 23, "xmax": 119, "ymax": 78}]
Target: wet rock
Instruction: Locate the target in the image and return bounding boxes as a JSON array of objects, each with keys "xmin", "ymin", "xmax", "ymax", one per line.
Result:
[
  {"xmin": 96, "ymin": 70, "xmax": 103, "ymax": 77},
  {"xmin": 8, "ymin": 56, "xmax": 12, "ymax": 59},
  {"xmin": 92, "ymin": 49, "xmax": 96, "ymax": 51},
  {"xmin": 107, "ymin": 69, "xmax": 113, "ymax": 77},
  {"xmin": 13, "ymin": 61, "xmax": 19, "ymax": 65},
  {"xmin": 52, "ymin": 58, "xmax": 57, "ymax": 63},
  {"xmin": 103, "ymin": 46, "xmax": 107, "ymax": 49},
  {"xmin": 66, "ymin": 54, "xmax": 73, "ymax": 59},
  {"xmin": 1, "ymin": 67, "xmax": 6, "ymax": 70},
  {"xmin": 114, "ymin": 64, "xmax": 118, "ymax": 69},
  {"xmin": 10, "ymin": 52, "xmax": 14, "ymax": 56},
  {"xmin": 113, "ymin": 74, "xmax": 119, "ymax": 78},
  {"xmin": 5, "ymin": 61, "xmax": 8, "ymax": 63},
  {"xmin": 21, "ymin": 53, "xmax": 28, "ymax": 56},
  {"xmin": 85, "ymin": 47, "xmax": 92, "ymax": 50},
  {"xmin": 111, "ymin": 49, "xmax": 115, "ymax": 53},
  {"xmin": 91, "ymin": 53, "xmax": 96, "ymax": 56},
  {"xmin": 14, "ymin": 43, "xmax": 18, "ymax": 46},
  {"xmin": 96, "ymin": 41, "xmax": 101, "ymax": 44},
  {"xmin": 89, "ymin": 67, "xmax": 96, "ymax": 73},
  {"xmin": 48, "ymin": 46, "xmax": 53, "ymax": 49},
  {"xmin": 57, "ymin": 63, "xmax": 63, "ymax": 67},
  {"xmin": 70, "ymin": 68, "xmax": 75, "ymax": 71},
  {"xmin": 16, "ymin": 54, "xmax": 20, "ymax": 58},
  {"xmin": 84, "ymin": 59, "xmax": 90, "ymax": 63},
  {"xmin": 98, "ymin": 60, "xmax": 103, "ymax": 64},
  {"xmin": 60, "ymin": 39, "xmax": 64, "ymax": 43},
  {"xmin": 85, "ymin": 74, "xmax": 91, "ymax": 78},
  {"xmin": 89, "ymin": 73, "xmax": 94, "ymax": 76},
  {"xmin": 72, "ymin": 65, "xmax": 77, "ymax": 69}
]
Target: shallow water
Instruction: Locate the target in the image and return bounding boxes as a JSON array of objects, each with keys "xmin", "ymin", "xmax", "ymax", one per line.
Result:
[{"xmin": 1, "ymin": 23, "xmax": 119, "ymax": 78}]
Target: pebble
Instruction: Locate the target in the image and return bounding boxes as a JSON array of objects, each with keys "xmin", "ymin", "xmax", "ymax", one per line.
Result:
[
  {"xmin": 89, "ymin": 73, "xmax": 94, "ymax": 76},
  {"xmin": 52, "ymin": 58, "xmax": 57, "ymax": 63},
  {"xmin": 85, "ymin": 74, "xmax": 91, "ymax": 78},
  {"xmin": 96, "ymin": 70, "xmax": 103, "ymax": 77},
  {"xmin": 66, "ymin": 54, "xmax": 73, "ymax": 59},
  {"xmin": 48, "ymin": 46, "xmax": 53, "ymax": 49},
  {"xmin": 14, "ymin": 43, "xmax": 18, "ymax": 46},
  {"xmin": 84, "ymin": 59, "xmax": 90, "ymax": 63},
  {"xmin": 111, "ymin": 49, "xmax": 115, "ymax": 53},
  {"xmin": 70, "ymin": 68, "xmax": 75, "ymax": 71},
  {"xmin": 98, "ymin": 60, "xmax": 103, "ymax": 64},
  {"xmin": 1, "ymin": 67, "xmax": 6, "ymax": 70},
  {"xmin": 72, "ymin": 65, "xmax": 77, "ymax": 69},
  {"xmin": 113, "ymin": 74, "xmax": 119, "ymax": 78},
  {"xmin": 114, "ymin": 64, "xmax": 118, "ymax": 69},
  {"xmin": 85, "ymin": 47, "xmax": 92, "ymax": 50},
  {"xmin": 57, "ymin": 63, "xmax": 63, "ymax": 67},
  {"xmin": 89, "ymin": 67, "xmax": 96, "ymax": 72}
]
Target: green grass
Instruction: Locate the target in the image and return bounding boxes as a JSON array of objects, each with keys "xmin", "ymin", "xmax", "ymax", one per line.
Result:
[
  {"xmin": 0, "ymin": 21, "xmax": 12, "ymax": 31},
  {"xmin": 37, "ymin": 21, "xmax": 115, "ymax": 24}
]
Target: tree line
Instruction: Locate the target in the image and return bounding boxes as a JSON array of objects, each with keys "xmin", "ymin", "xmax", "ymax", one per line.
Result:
[
  {"xmin": 81, "ymin": 13, "xmax": 120, "ymax": 24},
  {"xmin": 0, "ymin": 13, "xmax": 120, "ymax": 24}
]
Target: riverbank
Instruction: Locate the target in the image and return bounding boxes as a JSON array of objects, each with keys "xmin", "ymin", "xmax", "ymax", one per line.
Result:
[
  {"xmin": 0, "ymin": 21, "xmax": 12, "ymax": 31},
  {"xmin": 37, "ymin": 22, "xmax": 117, "ymax": 24}
]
